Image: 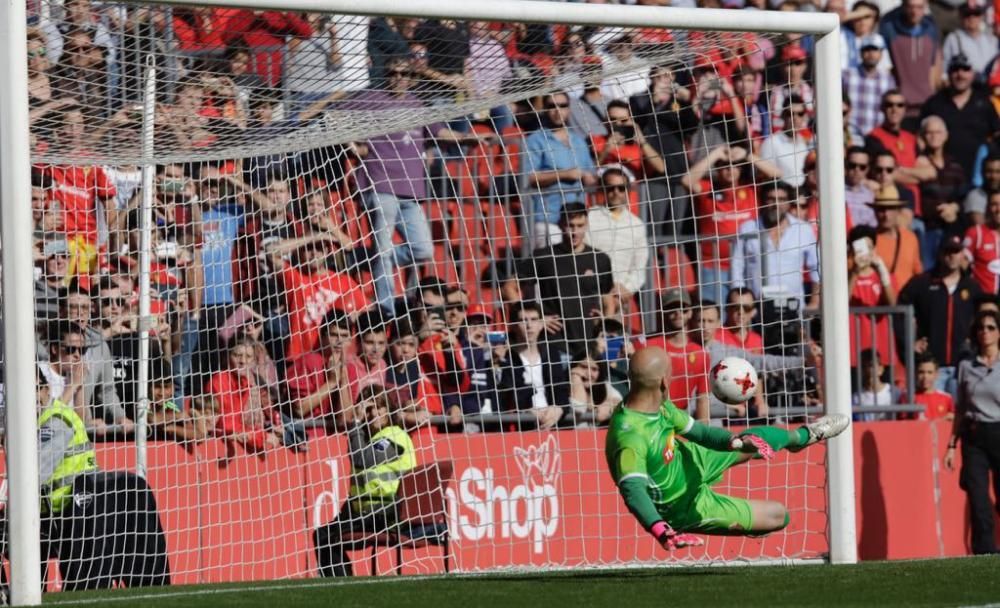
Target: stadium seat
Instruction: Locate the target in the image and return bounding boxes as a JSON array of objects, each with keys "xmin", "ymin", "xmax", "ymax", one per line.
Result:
[{"xmin": 340, "ymin": 460, "xmax": 454, "ymax": 576}]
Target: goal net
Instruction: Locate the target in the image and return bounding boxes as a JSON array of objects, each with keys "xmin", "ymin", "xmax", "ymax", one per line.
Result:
[{"xmin": 4, "ymin": 0, "xmax": 852, "ymax": 597}]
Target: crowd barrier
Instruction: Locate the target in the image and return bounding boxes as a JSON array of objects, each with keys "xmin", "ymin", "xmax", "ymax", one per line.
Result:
[{"xmin": 2, "ymin": 420, "xmax": 994, "ymax": 588}]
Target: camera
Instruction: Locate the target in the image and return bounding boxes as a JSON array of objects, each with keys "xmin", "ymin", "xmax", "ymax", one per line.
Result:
[
  {"xmin": 613, "ymin": 124, "xmax": 635, "ymax": 141},
  {"xmin": 487, "ymin": 331, "xmax": 507, "ymax": 345}
]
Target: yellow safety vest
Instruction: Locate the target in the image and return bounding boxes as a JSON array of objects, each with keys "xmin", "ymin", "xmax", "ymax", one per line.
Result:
[
  {"xmin": 38, "ymin": 400, "xmax": 98, "ymax": 514},
  {"xmin": 348, "ymin": 425, "xmax": 416, "ymax": 513}
]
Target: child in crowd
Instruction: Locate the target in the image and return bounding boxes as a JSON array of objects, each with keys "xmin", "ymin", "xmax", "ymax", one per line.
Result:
[
  {"xmin": 911, "ymin": 354, "xmax": 954, "ymax": 422},
  {"xmin": 852, "ymin": 348, "xmax": 901, "ymax": 422}
]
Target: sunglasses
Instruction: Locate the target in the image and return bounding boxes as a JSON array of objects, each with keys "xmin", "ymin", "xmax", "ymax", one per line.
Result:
[
  {"xmin": 790, "ymin": 59, "xmax": 807, "ymax": 66},
  {"xmin": 847, "ymin": 162, "xmax": 868, "ymax": 170},
  {"xmin": 949, "ymin": 65, "xmax": 973, "ymax": 73},
  {"xmin": 883, "ymin": 101, "xmax": 906, "ymax": 109},
  {"xmin": 388, "ymin": 69, "xmax": 413, "ymax": 77},
  {"xmin": 60, "ymin": 344, "xmax": 85, "ymax": 355},
  {"xmin": 604, "ymin": 184, "xmax": 628, "ymax": 192},
  {"xmin": 547, "ymin": 102, "xmax": 571, "ymax": 109},
  {"xmin": 874, "ymin": 166, "xmax": 895, "ymax": 173},
  {"xmin": 977, "ymin": 324, "xmax": 999, "ymax": 332}
]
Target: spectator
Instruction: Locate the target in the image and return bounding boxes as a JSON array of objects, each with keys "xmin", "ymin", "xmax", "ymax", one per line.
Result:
[
  {"xmin": 963, "ymin": 154, "xmax": 1000, "ymax": 226},
  {"xmin": 148, "ymin": 360, "xmax": 208, "ymax": 443},
  {"xmin": 502, "ymin": 202, "xmax": 616, "ymax": 355},
  {"xmin": 60, "ymin": 286, "xmax": 133, "ymax": 437},
  {"xmin": 34, "ymin": 239, "xmax": 71, "ymax": 322},
  {"xmin": 589, "ymin": 318, "xmax": 634, "ymax": 401},
  {"xmin": 567, "ymin": 349, "xmax": 621, "ymax": 428},
  {"xmin": 592, "ymin": 100, "xmax": 666, "ymax": 179},
  {"xmin": 585, "ymin": 167, "xmax": 649, "ymax": 315},
  {"xmin": 313, "ymin": 384, "xmax": 414, "ymax": 578},
  {"xmin": 367, "ymin": 18, "xmax": 411, "ymax": 86},
  {"xmin": 921, "ymin": 53, "xmax": 1000, "ymax": 178},
  {"xmin": 37, "ymin": 321, "xmax": 89, "ymax": 426},
  {"xmin": 346, "ymin": 56, "xmax": 489, "ymax": 312},
  {"xmin": 48, "ymin": 29, "xmax": 108, "ymax": 116},
  {"xmin": 285, "ymin": 308, "xmax": 355, "ymax": 432},
  {"xmin": 844, "ymin": 146, "xmax": 878, "ymax": 227},
  {"xmin": 599, "ymin": 32, "xmax": 650, "ymax": 102},
  {"xmin": 758, "ymin": 95, "xmax": 813, "ymax": 187},
  {"xmin": 284, "ymin": 13, "xmax": 369, "ymax": 117},
  {"xmin": 871, "ymin": 184, "xmax": 923, "ymax": 288},
  {"xmin": 865, "ymin": 90, "xmax": 936, "ymax": 198},
  {"xmin": 217, "ymin": 306, "xmax": 278, "ymax": 389},
  {"xmin": 269, "ymin": 233, "xmax": 368, "ymax": 359},
  {"xmin": 946, "ymin": 309, "xmax": 1000, "ymax": 554},
  {"xmin": 911, "ymin": 354, "xmax": 955, "ymax": 421},
  {"xmin": 848, "ymin": 224, "xmax": 898, "ymax": 370},
  {"xmin": 467, "ymin": 21, "xmax": 512, "ymax": 100},
  {"xmin": 43, "ymin": 104, "xmax": 117, "ymax": 276},
  {"xmin": 628, "ymin": 64, "xmax": 701, "ymax": 235},
  {"xmin": 899, "ymin": 235, "xmax": 981, "ymax": 397},
  {"xmin": 868, "ymin": 150, "xmax": 917, "ymax": 213},
  {"xmin": 221, "ymin": 10, "xmax": 312, "ymax": 87},
  {"xmin": 384, "ymin": 317, "xmax": 443, "ymax": 437},
  {"xmin": 840, "ymin": 0, "xmax": 893, "ymax": 74},
  {"xmin": 852, "ymin": 348, "xmax": 901, "ymax": 421},
  {"xmin": 642, "ymin": 289, "xmax": 710, "ymax": 421},
  {"xmin": 718, "ymin": 287, "xmax": 765, "ymax": 353},
  {"xmin": 916, "ymin": 115, "xmax": 969, "ymax": 270},
  {"xmin": 962, "ymin": 190, "xmax": 1000, "ymax": 294},
  {"xmin": 223, "ymin": 46, "xmax": 267, "ymax": 112},
  {"xmin": 455, "ymin": 304, "xmax": 503, "ymax": 431},
  {"xmin": 495, "ymin": 302, "xmax": 566, "ymax": 431},
  {"xmin": 880, "ymin": 0, "xmax": 942, "ymax": 113},
  {"xmin": 842, "ymin": 94, "xmax": 867, "ymax": 148},
  {"xmin": 106, "ymin": 295, "xmax": 166, "ymax": 418},
  {"xmin": 768, "ymin": 45, "xmax": 814, "ymax": 133},
  {"xmin": 412, "ymin": 19, "xmax": 470, "ymax": 102},
  {"xmin": 524, "ymin": 91, "xmax": 598, "ymax": 248},
  {"xmin": 941, "ymin": 3, "xmax": 996, "ymax": 82},
  {"xmin": 408, "ymin": 40, "xmax": 471, "ymax": 104},
  {"xmin": 345, "ymin": 310, "xmax": 389, "ymax": 402},
  {"xmin": 569, "ymin": 84, "xmax": 609, "ymax": 138},
  {"xmin": 732, "ymin": 181, "xmax": 821, "ymax": 309},
  {"xmin": 842, "ymin": 36, "xmax": 897, "ymax": 136},
  {"xmin": 208, "ymin": 337, "xmax": 283, "ymax": 454},
  {"xmin": 731, "ymin": 61, "xmax": 766, "ymax": 144}
]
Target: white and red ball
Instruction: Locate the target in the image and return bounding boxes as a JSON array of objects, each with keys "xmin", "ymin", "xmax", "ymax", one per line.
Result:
[{"xmin": 710, "ymin": 357, "xmax": 759, "ymax": 404}]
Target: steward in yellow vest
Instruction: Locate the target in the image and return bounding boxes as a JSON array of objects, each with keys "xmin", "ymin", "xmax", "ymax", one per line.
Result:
[
  {"xmin": 314, "ymin": 385, "xmax": 416, "ymax": 577},
  {"xmin": 37, "ymin": 365, "xmax": 98, "ymax": 515}
]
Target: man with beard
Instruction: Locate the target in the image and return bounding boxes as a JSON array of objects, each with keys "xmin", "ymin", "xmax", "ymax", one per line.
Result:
[{"xmin": 731, "ymin": 181, "xmax": 821, "ymax": 310}]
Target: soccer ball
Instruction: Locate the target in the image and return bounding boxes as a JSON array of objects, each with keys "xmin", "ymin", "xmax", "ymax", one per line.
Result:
[{"xmin": 710, "ymin": 357, "xmax": 759, "ymax": 404}]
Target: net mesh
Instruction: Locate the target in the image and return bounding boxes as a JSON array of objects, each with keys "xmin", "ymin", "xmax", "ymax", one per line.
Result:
[{"xmin": 13, "ymin": 0, "xmax": 832, "ymax": 592}]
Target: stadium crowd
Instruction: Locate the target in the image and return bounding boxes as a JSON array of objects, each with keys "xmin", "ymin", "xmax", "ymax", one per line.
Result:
[{"xmin": 21, "ymin": 0, "xmax": 1000, "ymax": 453}]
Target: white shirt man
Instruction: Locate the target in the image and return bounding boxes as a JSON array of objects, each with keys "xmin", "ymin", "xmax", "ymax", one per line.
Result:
[{"xmin": 585, "ymin": 169, "xmax": 649, "ymax": 297}]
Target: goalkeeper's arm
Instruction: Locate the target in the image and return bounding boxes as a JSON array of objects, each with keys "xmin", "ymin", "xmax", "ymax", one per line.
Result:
[
  {"xmin": 618, "ymin": 477, "xmax": 702, "ymax": 550},
  {"xmin": 680, "ymin": 419, "xmax": 735, "ymax": 451}
]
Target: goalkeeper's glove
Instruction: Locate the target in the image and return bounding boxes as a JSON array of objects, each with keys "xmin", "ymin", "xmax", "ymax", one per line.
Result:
[
  {"xmin": 729, "ymin": 434, "xmax": 775, "ymax": 460},
  {"xmin": 651, "ymin": 521, "xmax": 703, "ymax": 551}
]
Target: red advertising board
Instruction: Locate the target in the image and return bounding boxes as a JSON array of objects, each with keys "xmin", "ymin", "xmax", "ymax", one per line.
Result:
[{"xmin": 2, "ymin": 419, "xmax": 995, "ymax": 588}]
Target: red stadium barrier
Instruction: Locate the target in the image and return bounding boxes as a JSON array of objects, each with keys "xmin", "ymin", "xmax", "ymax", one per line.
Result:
[{"xmin": 3, "ymin": 420, "xmax": 997, "ymax": 588}]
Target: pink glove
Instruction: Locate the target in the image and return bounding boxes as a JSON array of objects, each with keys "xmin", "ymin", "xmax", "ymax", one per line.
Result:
[
  {"xmin": 651, "ymin": 521, "xmax": 704, "ymax": 551},
  {"xmin": 731, "ymin": 434, "xmax": 776, "ymax": 460}
]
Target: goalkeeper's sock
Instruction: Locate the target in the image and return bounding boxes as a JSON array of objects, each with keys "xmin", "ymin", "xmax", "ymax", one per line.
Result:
[{"xmin": 741, "ymin": 426, "xmax": 809, "ymax": 452}]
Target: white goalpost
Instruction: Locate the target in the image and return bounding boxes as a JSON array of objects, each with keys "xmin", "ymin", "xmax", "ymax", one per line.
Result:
[{"xmin": 1, "ymin": 0, "xmax": 855, "ymax": 604}]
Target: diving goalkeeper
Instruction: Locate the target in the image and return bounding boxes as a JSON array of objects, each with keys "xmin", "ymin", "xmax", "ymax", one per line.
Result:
[{"xmin": 606, "ymin": 346, "xmax": 849, "ymax": 550}]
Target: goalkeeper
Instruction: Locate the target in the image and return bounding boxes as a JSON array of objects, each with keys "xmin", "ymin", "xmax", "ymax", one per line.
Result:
[{"xmin": 606, "ymin": 347, "xmax": 848, "ymax": 550}]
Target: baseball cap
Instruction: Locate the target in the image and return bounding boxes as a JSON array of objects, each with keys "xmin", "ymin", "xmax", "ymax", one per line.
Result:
[
  {"xmin": 781, "ymin": 45, "xmax": 808, "ymax": 62},
  {"xmin": 43, "ymin": 239, "xmax": 69, "ymax": 258},
  {"xmin": 661, "ymin": 288, "xmax": 692, "ymax": 309},
  {"xmin": 948, "ymin": 53, "xmax": 973, "ymax": 71},
  {"xmin": 959, "ymin": 2, "xmax": 985, "ymax": 16},
  {"xmin": 859, "ymin": 36, "xmax": 885, "ymax": 51},
  {"xmin": 939, "ymin": 235, "xmax": 965, "ymax": 254},
  {"xmin": 466, "ymin": 304, "xmax": 494, "ymax": 323}
]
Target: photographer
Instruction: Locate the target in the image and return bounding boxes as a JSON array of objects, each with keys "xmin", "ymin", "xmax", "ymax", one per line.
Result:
[{"xmin": 592, "ymin": 100, "xmax": 666, "ymax": 178}]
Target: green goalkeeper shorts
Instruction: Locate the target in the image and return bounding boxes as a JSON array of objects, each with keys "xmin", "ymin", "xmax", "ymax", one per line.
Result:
[{"xmin": 662, "ymin": 444, "xmax": 754, "ymax": 534}]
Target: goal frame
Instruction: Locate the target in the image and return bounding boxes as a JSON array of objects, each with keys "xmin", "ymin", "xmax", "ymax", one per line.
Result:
[{"xmin": 0, "ymin": 0, "xmax": 855, "ymax": 604}]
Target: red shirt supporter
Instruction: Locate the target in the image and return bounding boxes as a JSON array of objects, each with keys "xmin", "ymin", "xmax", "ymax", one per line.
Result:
[
  {"xmin": 849, "ymin": 267, "xmax": 897, "ymax": 367},
  {"xmin": 714, "ymin": 327, "xmax": 764, "ymax": 354},
  {"xmin": 282, "ymin": 264, "xmax": 368, "ymax": 359},
  {"xmin": 47, "ymin": 164, "xmax": 116, "ymax": 244},
  {"xmin": 208, "ymin": 340, "xmax": 280, "ymax": 452},
  {"xmin": 963, "ymin": 223, "xmax": 1000, "ymax": 294},
  {"xmin": 643, "ymin": 335, "xmax": 710, "ymax": 412},
  {"xmin": 914, "ymin": 390, "xmax": 954, "ymax": 421},
  {"xmin": 694, "ymin": 179, "xmax": 757, "ymax": 272}
]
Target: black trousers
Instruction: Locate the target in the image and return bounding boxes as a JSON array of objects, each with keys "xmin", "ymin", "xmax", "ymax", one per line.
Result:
[
  {"xmin": 960, "ymin": 421, "xmax": 1000, "ymax": 555},
  {"xmin": 313, "ymin": 501, "xmax": 397, "ymax": 577}
]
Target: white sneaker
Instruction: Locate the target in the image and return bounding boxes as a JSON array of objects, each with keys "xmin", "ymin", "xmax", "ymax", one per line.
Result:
[{"xmin": 790, "ymin": 414, "xmax": 850, "ymax": 452}]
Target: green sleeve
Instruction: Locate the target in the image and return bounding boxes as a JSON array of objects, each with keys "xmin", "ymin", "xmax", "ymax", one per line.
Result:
[
  {"xmin": 619, "ymin": 476, "xmax": 663, "ymax": 532},
  {"xmin": 681, "ymin": 420, "xmax": 735, "ymax": 452},
  {"xmin": 662, "ymin": 399, "xmax": 693, "ymax": 433}
]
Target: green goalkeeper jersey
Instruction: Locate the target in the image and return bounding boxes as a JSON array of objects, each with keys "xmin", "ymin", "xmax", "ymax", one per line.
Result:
[{"xmin": 605, "ymin": 400, "xmax": 697, "ymax": 509}]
